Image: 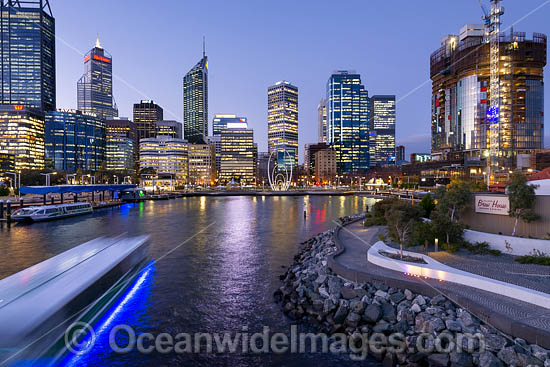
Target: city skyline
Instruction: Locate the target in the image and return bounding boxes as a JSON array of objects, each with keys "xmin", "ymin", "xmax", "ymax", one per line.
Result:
[{"xmin": 51, "ymin": 1, "xmax": 549, "ymax": 161}]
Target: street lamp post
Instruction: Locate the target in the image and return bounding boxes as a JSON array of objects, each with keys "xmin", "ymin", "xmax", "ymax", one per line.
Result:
[
  {"xmin": 66, "ymin": 174, "xmax": 76, "ymax": 185},
  {"xmin": 6, "ymin": 172, "xmax": 19, "ymax": 198},
  {"xmin": 40, "ymin": 172, "xmax": 57, "ymax": 186}
]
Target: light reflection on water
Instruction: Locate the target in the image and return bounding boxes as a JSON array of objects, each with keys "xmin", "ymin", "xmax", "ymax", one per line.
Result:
[{"xmin": 0, "ymin": 195, "xmax": 378, "ymax": 366}]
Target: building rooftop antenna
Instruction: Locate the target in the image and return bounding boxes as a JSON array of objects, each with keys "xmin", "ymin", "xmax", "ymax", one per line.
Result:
[{"xmin": 202, "ymin": 36, "xmax": 206, "ymax": 58}]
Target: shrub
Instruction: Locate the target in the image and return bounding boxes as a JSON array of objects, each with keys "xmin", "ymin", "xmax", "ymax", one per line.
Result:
[
  {"xmin": 515, "ymin": 249, "xmax": 550, "ymax": 266},
  {"xmin": 372, "ymin": 197, "xmax": 398, "ymax": 220},
  {"xmin": 488, "ymin": 249, "xmax": 502, "ymax": 256},
  {"xmin": 419, "ymin": 194, "xmax": 436, "ymax": 218},
  {"xmin": 442, "ymin": 242, "xmax": 461, "ymax": 253},
  {"xmin": 377, "ymin": 233, "xmax": 386, "ymax": 242},
  {"xmin": 364, "ymin": 216, "xmax": 387, "ymax": 227}
]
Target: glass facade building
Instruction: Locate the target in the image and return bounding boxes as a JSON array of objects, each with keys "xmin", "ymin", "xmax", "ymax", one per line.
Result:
[
  {"xmin": 139, "ymin": 136, "xmax": 188, "ymax": 186},
  {"xmin": 0, "ymin": 105, "xmax": 44, "ymax": 171},
  {"xmin": 133, "ymin": 100, "xmax": 163, "ymax": 141},
  {"xmin": 183, "ymin": 55, "xmax": 208, "ymax": 144},
  {"xmin": 77, "ymin": 37, "xmax": 118, "ymax": 120},
  {"xmin": 212, "ymin": 114, "xmax": 247, "ymax": 137},
  {"xmin": 268, "ymin": 81, "xmax": 298, "ymax": 169},
  {"xmin": 155, "ymin": 120, "xmax": 182, "ymax": 139},
  {"xmin": 45, "ymin": 109, "xmax": 106, "ymax": 172},
  {"xmin": 317, "ymin": 98, "xmax": 327, "ymax": 143},
  {"xmin": 188, "ymin": 143, "xmax": 216, "ymax": 186},
  {"xmin": 105, "ymin": 117, "xmax": 136, "ymax": 173},
  {"xmin": 0, "ymin": 0, "xmax": 55, "ymax": 112},
  {"xmin": 430, "ymin": 25, "xmax": 546, "ymax": 169},
  {"xmin": 220, "ymin": 121, "xmax": 255, "ymax": 185},
  {"xmin": 326, "ymin": 71, "xmax": 370, "ymax": 174},
  {"xmin": 369, "ymin": 95, "xmax": 396, "ymax": 166}
]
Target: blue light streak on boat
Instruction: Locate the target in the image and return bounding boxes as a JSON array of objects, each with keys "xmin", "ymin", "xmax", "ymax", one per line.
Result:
[{"xmin": 61, "ymin": 261, "xmax": 155, "ymax": 367}]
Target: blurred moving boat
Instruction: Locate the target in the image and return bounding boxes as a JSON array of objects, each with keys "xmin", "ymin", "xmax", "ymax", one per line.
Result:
[
  {"xmin": 11, "ymin": 202, "xmax": 93, "ymax": 223},
  {"xmin": 0, "ymin": 235, "xmax": 150, "ymax": 365}
]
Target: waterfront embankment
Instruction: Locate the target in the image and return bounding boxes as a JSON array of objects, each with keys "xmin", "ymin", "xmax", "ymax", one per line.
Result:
[{"xmin": 275, "ymin": 215, "xmax": 550, "ymax": 367}]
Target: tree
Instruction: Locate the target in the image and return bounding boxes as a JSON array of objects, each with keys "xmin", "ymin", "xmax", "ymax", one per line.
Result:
[
  {"xmin": 419, "ymin": 193, "xmax": 436, "ymax": 218},
  {"xmin": 435, "ymin": 182, "xmax": 470, "ymax": 222},
  {"xmin": 430, "ymin": 208, "xmax": 464, "ymax": 246},
  {"xmin": 385, "ymin": 200, "xmax": 423, "ymax": 259},
  {"xmin": 507, "ymin": 172, "xmax": 539, "ymax": 237}
]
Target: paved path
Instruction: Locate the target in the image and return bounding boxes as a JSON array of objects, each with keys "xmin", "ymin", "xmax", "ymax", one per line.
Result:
[{"xmin": 331, "ymin": 221, "xmax": 550, "ymax": 348}]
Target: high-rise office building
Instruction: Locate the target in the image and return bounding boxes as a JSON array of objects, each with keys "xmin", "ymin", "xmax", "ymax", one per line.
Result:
[
  {"xmin": 77, "ymin": 36, "xmax": 118, "ymax": 120},
  {"xmin": 105, "ymin": 117, "xmax": 136, "ymax": 173},
  {"xmin": 304, "ymin": 143, "xmax": 329, "ymax": 175},
  {"xmin": 370, "ymin": 95, "xmax": 396, "ymax": 167},
  {"xmin": 133, "ymin": 100, "xmax": 163, "ymax": 141},
  {"xmin": 139, "ymin": 136, "xmax": 188, "ymax": 186},
  {"xmin": 431, "ymin": 24, "xmax": 546, "ymax": 169},
  {"xmin": 155, "ymin": 120, "xmax": 182, "ymax": 139},
  {"xmin": 206, "ymin": 135, "xmax": 221, "ymax": 174},
  {"xmin": 396, "ymin": 145, "xmax": 406, "ymax": 162},
  {"xmin": 188, "ymin": 144, "xmax": 216, "ymax": 186},
  {"xmin": 0, "ymin": 0, "xmax": 55, "ymax": 112},
  {"xmin": 0, "ymin": 105, "xmax": 45, "ymax": 171},
  {"xmin": 220, "ymin": 120, "xmax": 255, "ymax": 185},
  {"xmin": 326, "ymin": 71, "xmax": 370, "ymax": 174},
  {"xmin": 183, "ymin": 52, "xmax": 208, "ymax": 144},
  {"xmin": 45, "ymin": 109, "xmax": 106, "ymax": 172},
  {"xmin": 212, "ymin": 114, "xmax": 247, "ymax": 137},
  {"xmin": 267, "ymin": 81, "xmax": 298, "ymax": 168},
  {"xmin": 315, "ymin": 149, "xmax": 337, "ymax": 184},
  {"xmin": 318, "ymin": 99, "xmax": 327, "ymax": 143}
]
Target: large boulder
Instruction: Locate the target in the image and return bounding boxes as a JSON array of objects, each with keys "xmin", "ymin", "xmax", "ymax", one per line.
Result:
[
  {"xmin": 381, "ymin": 302, "xmax": 396, "ymax": 322},
  {"xmin": 333, "ymin": 303, "xmax": 349, "ymax": 325},
  {"xmin": 341, "ymin": 286, "xmax": 358, "ymax": 300},
  {"xmin": 363, "ymin": 304, "xmax": 382, "ymax": 323},
  {"xmin": 497, "ymin": 347, "xmax": 520, "ymax": 367},
  {"xmin": 428, "ymin": 353, "xmax": 450, "ymax": 367},
  {"xmin": 390, "ymin": 291, "xmax": 405, "ymax": 304},
  {"xmin": 450, "ymin": 351, "xmax": 474, "ymax": 367},
  {"xmin": 480, "ymin": 352, "xmax": 504, "ymax": 367},
  {"xmin": 345, "ymin": 312, "xmax": 362, "ymax": 328}
]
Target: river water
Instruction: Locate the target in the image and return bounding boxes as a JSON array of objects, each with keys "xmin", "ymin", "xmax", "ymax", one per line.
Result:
[{"xmin": 0, "ymin": 195, "xmax": 378, "ymax": 366}]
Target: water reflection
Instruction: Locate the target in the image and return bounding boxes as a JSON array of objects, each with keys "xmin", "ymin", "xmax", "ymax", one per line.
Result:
[{"xmin": 0, "ymin": 196, "xmax": 378, "ymax": 366}]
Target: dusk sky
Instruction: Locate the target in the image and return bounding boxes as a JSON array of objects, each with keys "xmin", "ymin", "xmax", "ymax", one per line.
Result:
[{"xmin": 54, "ymin": 0, "xmax": 549, "ymax": 162}]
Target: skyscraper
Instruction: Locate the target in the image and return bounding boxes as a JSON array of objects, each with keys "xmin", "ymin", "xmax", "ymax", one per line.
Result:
[
  {"xmin": 133, "ymin": 100, "xmax": 163, "ymax": 141},
  {"xmin": 396, "ymin": 145, "xmax": 406, "ymax": 162},
  {"xmin": 431, "ymin": 24, "xmax": 546, "ymax": 171},
  {"xmin": 105, "ymin": 117, "xmax": 136, "ymax": 173},
  {"xmin": 0, "ymin": 0, "xmax": 55, "ymax": 112},
  {"xmin": 45, "ymin": 109, "xmax": 106, "ymax": 172},
  {"xmin": 326, "ymin": 71, "xmax": 369, "ymax": 174},
  {"xmin": 183, "ymin": 52, "xmax": 208, "ymax": 144},
  {"xmin": 212, "ymin": 114, "xmax": 247, "ymax": 137},
  {"xmin": 267, "ymin": 81, "xmax": 298, "ymax": 168},
  {"xmin": 0, "ymin": 105, "xmax": 45, "ymax": 171},
  {"xmin": 77, "ymin": 36, "xmax": 118, "ymax": 120},
  {"xmin": 370, "ymin": 95, "xmax": 396, "ymax": 166},
  {"xmin": 220, "ymin": 120, "xmax": 255, "ymax": 185},
  {"xmin": 317, "ymin": 99, "xmax": 327, "ymax": 143}
]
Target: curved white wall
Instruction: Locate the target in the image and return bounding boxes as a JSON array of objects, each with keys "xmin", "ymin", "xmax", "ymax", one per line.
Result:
[
  {"xmin": 367, "ymin": 241, "xmax": 550, "ymax": 309},
  {"xmin": 464, "ymin": 229, "xmax": 550, "ymax": 256}
]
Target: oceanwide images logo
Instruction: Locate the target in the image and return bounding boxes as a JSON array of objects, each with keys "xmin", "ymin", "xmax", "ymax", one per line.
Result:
[{"xmin": 66, "ymin": 323, "xmax": 486, "ymax": 361}]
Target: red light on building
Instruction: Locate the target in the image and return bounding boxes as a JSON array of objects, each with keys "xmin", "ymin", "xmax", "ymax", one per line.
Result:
[
  {"xmin": 481, "ymin": 99, "xmax": 487, "ymax": 104},
  {"xmin": 84, "ymin": 56, "xmax": 90, "ymax": 63},
  {"xmin": 448, "ymin": 115, "xmax": 452, "ymax": 120},
  {"xmin": 13, "ymin": 105, "xmax": 23, "ymax": 111},
  {"xmin": 93, "ymin": 54, "xmax": 111, "ymax": 63},
  {"xmin": 480, "ymin": 87, "xmax": 487, "ymax": 92}
]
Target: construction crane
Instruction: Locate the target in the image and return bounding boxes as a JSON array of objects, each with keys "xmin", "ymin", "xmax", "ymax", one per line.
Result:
[{"xmin": 478, "ymin": 0, "xmax": 504, "ymax": 186}]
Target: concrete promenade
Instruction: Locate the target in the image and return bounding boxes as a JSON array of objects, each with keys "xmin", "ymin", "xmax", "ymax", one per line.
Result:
[{"xmin": 329, "ymin": 220, "xmax": 550, "ymax": 348}]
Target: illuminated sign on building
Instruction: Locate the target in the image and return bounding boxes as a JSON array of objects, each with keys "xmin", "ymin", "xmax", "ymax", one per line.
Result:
[
  {"xmin": 93, "ymin": 54, "xmax": 111, "ymax": 63},
  {"xmin": 475, "ymin": 195, "xmax": 509, "ymax": 215},
  {"xmin": 13, "ymin": 105, "xmax": 23, "ymax": 111}
]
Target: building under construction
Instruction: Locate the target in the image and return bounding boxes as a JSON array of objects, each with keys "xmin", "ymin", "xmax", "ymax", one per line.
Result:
[{"xmin": 430, "ymin": 9, "xmax": 546, "ymax": 178}]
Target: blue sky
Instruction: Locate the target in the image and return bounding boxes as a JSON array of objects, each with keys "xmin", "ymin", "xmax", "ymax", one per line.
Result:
[{"xmin": 54, "ymin": 0, "xmax": 549, "ymax": 162}]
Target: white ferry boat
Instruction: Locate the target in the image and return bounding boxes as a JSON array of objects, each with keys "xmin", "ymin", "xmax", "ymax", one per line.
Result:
[{"xmin": 11, "ymin": 202, "xmax": 93, "ymax": 223}]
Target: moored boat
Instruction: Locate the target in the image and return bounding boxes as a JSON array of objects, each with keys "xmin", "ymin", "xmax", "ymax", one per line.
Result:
[{"xmin": 11, "ymin": 202, "xmax": 93, "ymax": 223}]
